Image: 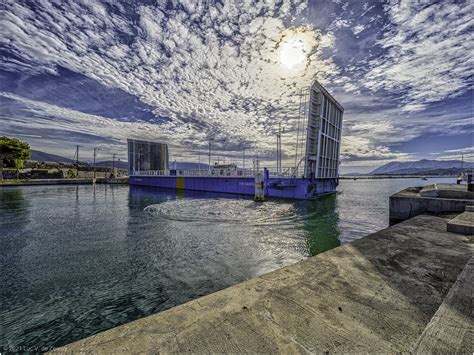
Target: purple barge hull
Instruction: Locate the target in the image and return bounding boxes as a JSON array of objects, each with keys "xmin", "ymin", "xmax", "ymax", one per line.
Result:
[{"xmin": 129, "ymin": 175, "xmax": 338, "ymax": 200}]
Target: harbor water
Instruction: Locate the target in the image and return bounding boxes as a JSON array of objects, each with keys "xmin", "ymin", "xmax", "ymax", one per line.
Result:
[{"xmin": 0, "ymin": 178, "xmax": 453, "ymax": 350}]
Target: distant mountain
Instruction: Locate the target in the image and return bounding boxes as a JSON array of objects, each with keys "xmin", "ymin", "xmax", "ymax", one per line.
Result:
[
  {"xmin": 340, "ymin": 172, "xmax": 368, "ymax": 177},
  {"xmin": 370, "ymin": 159, "xmax": 473, "ymax": 175},
  {"xmin": 28, "ymin": 151, "xmax": 212, "ymax": 171},
  {"xmin": 30, "ymin": 149, "xmax": 75, "ymax": 163},
  {"xmin": 97, "ymin": 161, "xmax": 212, "ymax": 170},
  {"xmin": 95, "ymin": 160, "xmax": 128, "ymax": 169}
]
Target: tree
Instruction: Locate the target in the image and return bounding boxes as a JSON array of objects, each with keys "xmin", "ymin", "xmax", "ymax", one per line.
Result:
[{"xmin": 0, "ymin": 136, "xmax": 31, "ymax": 180}]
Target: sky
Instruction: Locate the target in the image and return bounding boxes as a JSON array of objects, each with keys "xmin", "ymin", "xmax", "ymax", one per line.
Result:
[{"xmin": 1, "ymin": 0, "xmax": 473, "ymax": 174}]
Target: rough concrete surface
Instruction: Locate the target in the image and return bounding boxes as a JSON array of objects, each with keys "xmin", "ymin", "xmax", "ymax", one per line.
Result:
[
  {"xmin": 54, "ymin": 215, "xmax": 473, "ymax": 354},
  {"xmin": 447, "ymin": 211, "xmax": 474, "ymax": 235},
  {"xmin": 420, "ymin": 183, "xmax": 474, "ymax": 199},
  {"xmin": 413, "ymin": 257, "xmax": 473, "ymax": 354},
  {"xmin": 390, "ymin": 184, "xmax": 473, "ymax": 225}
]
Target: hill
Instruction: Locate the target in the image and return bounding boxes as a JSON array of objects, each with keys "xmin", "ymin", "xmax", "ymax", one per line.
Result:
[
  {"xmin": 30, "ymin": 149, "xmax": 75, "ymax": 163},
  {"xmin": 28, "ymin": 149, "xmax": 213, "ymax": 171},
  {"xmin": 370, "ymin": 159, "xmax": 473, "ymax": 175}
]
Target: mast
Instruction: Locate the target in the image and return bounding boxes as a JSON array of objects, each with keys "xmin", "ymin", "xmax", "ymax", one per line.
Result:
[
  {"xmin": 75, "ymin": 145, "xmax": 81, "ymax": 178},
  {"xmin": 208, "ymin": 140, "xmax": 211, "ymax": 170},
  {"xmin": 93, "ymin": 147, "xmax": 98, "ymax": 180}
]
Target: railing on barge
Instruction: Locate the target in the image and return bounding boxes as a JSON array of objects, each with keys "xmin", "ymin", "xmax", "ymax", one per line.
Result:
[{"xmin": 132, "ymin": 167, "xmax": 306, "ymax": 178}]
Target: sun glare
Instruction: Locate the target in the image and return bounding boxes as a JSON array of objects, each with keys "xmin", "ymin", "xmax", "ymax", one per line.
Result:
[{"xmin": 280, "ymin": 37, "xmax": 307, "ymax": 69}]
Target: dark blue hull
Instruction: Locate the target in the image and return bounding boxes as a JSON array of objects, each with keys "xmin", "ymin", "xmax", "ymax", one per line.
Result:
[{"xmin": 129, "ymin": 175, "xmax": 338, "ymax": 199}]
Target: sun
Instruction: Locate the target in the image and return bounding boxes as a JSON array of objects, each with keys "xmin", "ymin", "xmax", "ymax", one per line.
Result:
[{"xmin": 279, "ymin": 36, "xmax": 307, "ymax": 70}]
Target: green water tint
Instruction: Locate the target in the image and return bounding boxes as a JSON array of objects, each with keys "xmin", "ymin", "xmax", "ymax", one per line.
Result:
[
  {"xmin": 297, "ymin": 194, "xmax": 341, "ymax": 256},
  {"xmin": 0, "ymin": 178, "xmax": 455, "ymax": 350}
]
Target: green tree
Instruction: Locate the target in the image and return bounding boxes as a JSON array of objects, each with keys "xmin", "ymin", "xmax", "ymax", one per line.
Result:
[{"xmin": 0, "ymin": 136, "xmax": 31, "ymax": 179}]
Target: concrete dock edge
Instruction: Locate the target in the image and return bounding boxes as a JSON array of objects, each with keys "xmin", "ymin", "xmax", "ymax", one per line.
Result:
[{"xmin": 54, "ymin": 214, "xmax": 473, "ymax": 354}]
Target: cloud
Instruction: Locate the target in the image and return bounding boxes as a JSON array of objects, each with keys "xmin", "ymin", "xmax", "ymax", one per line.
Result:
[
  {"xmin": 1, "ymin": 0, "xmax": 339, "ymax": 163},
  {"xmin": 363, "ymin": 0, "xmax": 473, "ymax": 111},
  {"xmin": 0, "ymin": 0, "xmax": 471, "ymax": 169},
  {"xmin": 340, "ymin": 135, "xmax": 411, "ymax": 162},
  {"xmin": 431, "ymin": 146, "xmax": 474, "ymax": 162},
  {"xmin": 352, "ymin": 24, "xmax": 365, "ymax": 35}
]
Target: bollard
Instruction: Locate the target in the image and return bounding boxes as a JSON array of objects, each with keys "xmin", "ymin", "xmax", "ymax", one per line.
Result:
[{"xmin": 255, "ymin": 172, "xmax": 265, "ymax": 202}]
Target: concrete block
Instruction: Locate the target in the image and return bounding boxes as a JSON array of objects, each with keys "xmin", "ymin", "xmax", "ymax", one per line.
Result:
[
  {"xmin": 447, "ymin": 211, "xmax": 474, "ymax": 235},
  {"xmin": 413, "ymin": 258, "xmax": 473, "ymax": 354},
  {"xmin": 390, "ymin": 184, "xmax": 474, "ymax": 225}
]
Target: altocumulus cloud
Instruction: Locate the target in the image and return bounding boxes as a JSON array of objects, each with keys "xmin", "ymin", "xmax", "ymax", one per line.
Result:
[{"xmin": 0, "ymin": 0, "xmax": 472, "ymax": 168}]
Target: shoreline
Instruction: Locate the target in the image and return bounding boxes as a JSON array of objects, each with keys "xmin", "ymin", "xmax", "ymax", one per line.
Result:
[
  {"xmin": 0, "ymin": 177, "xmax": 128, "ymax": 187},
  {"xmin": 0, "ymin": 175, "xmax": 455, "ymax": 187}
]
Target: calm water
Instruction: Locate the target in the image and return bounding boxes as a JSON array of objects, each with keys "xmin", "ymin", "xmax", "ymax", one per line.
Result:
[{"xmin": 0, "ymin": 178, "xmax": 453, "ymax": 350}]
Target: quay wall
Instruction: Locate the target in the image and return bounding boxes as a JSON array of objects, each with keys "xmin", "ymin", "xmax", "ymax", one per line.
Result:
[
  {"xmin": 390, "ymin": 195, "xmax": 471, "ymax": 225},
  {"xmin": 56, "ymin": 214, "xmax": 473, "ymax": 354},
  {"xmin": 389, "ymin": 184, "xmax": 473, "ymax": 225},
  {"xmin": 0, "ymin": 177, "xmax": 128, "ymax": 187}
]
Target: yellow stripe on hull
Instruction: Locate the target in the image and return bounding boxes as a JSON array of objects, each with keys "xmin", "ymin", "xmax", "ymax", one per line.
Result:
[{"xmin": 176, "ymin": 176, "xmax": 185, "ymax": 190}]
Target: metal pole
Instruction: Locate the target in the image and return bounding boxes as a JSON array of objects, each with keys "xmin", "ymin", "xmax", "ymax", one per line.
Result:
[
  {"xmin": 93, "ymin": 147, "xmax": 97, "ymax": 180},
  {"xmin": 208, "ymin": 140, "xmax": 211, "ymax": 170},
  {"xmin": 294, "ymin": 90, "xmax": 302, "ymax": 171},
  {"xmin": 76, "ymin": 145, "xmax": 79, "ymax": 178},
  {"xmin": 243, "ymin": 148, "xmax": 245, "ymax": 170},
  {"xmin": 279, "ymin": 122, "xmax": 282, "ymax": 174},
  {"xmin": 276, "ymin": 132, "xmax": 279, "ymax": 174},
  {"xmin": 112, "ymin": 153, "xmax": 116, "ymax": 177}
]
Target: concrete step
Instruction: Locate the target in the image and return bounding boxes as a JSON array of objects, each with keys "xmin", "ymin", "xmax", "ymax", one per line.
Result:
[
  {"xmin": 412, "ymin": 257, "xmax": 473, "ymax": 354},
  {"xmin": 447, "ymin": 211, "xmax": 474, "ymax": 235}
]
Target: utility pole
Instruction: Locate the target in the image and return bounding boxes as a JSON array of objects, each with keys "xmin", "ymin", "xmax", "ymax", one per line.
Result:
[
  {"xmin": 112, "ymin": 153, "xmax": 117, "ymax": 177},
  {"xmin": 208, "ymin": 140, "xmax": 211, "ymax": 169},
  {"xmin": 93, "ymin": 147, "xmax": 99, "ymax": 180},
  {"xmin": 75, "ymin": 145, "xmax": 81, "ymax": 178},
  {"xmin": 276, "ymin": 122, "xmax": 282, "ymax": 175},
  {"xmin": 198, "ymin": 150, "xmax": 201, "ymax": 171}
]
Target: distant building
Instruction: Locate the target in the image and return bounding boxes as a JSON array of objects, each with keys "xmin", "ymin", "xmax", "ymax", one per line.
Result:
[{"xmin": 127, "ymin": 139, "xmax": 169, "ymax": 174}]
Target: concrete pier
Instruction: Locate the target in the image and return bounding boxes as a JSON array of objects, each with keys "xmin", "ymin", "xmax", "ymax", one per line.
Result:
[
  {"xmin": 389, "ymin": 183, "xmax": 473, "ymax": 225},
  {"xmin": 55, "ymin": 214, "xmax": 473, "ymax": 354}
]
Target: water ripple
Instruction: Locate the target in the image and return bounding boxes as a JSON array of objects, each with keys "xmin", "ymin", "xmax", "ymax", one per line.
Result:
[{"xmin": 145, "ymin": 198, "xmax": 300, "ymax": 226}]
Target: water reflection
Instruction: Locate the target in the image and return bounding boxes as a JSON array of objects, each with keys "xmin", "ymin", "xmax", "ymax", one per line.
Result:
[{"xmin": 3, "ymin": 178, "xmax": 452, "ymax": 350}]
